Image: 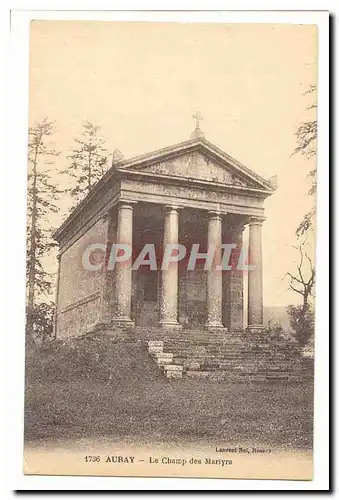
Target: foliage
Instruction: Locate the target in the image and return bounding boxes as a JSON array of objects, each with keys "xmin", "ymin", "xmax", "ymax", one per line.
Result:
[
  {"xmin": 265, "ymin": 320, "xmax": 286, "ymax": 342},
  {"xmin": 296, "ymin": 207, "xmax": 316, "ymax": 239},
  {"xmin": 28, "ymin": 302, "xmax": 55, "ymax": 343},
  {"xmin": 287, "ymin": 303, "xmax": 315, "ymax": 347},
  {"xmin": 65, "ymin": 121, "xmax": 110, "ymax": 206},
  {"xmin": 293, "ymin": 85, "xmax": 317, "ymax": 237}
]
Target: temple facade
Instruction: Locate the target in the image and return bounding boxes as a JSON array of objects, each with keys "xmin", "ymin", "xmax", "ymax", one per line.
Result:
[{"xmin": 53, "ymin": 130, "xmax": 276, "ymax": 339}]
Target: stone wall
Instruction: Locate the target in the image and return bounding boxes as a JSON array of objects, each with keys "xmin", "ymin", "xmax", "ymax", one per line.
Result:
[
  {"xmin": 56, "ymin": 293, "xmax": 101, "ymax": 339},
  {"xmin": 56, "ymin": 217, "xmax": 108, "ymax": 338},
  {"xmin": 179, "ymin": 268, "xmax": 207, "ymax": 326},
  {"xmin": 132, "ymin": 270, "xmax": 160, "ymax": 325}
]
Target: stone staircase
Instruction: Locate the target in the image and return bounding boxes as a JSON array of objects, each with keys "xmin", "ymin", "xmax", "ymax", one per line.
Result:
[{"xmin": 146, "ymin": 329, "xmax": 313, "ymax": 382}]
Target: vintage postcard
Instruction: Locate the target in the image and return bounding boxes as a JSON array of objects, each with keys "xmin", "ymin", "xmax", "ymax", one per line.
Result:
[{"xmin": 21, "ymin": 13, "xmax": 326, "ymax": 484}]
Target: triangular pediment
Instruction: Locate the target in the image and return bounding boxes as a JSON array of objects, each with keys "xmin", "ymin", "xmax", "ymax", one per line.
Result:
[
  {"xmin": 118, "ymin": 138, "xmax": 275, "ymax": 192},
  {"xmin": 131, "ymin": 150, "xmax": 257, "ymax": 187}
]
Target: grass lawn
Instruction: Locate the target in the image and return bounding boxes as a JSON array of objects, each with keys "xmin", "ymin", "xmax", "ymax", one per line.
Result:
[{"xmin": 24, "ymin": 341, "xmax": 313, "ymax": 451}]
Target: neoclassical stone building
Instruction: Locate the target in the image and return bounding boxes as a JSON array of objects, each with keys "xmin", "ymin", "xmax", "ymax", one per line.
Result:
[{"xmin": 53, "ymin": 126, "xmax": 276, "ymax": 339}]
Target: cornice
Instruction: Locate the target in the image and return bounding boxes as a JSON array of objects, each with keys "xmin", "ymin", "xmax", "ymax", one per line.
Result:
[{"xmin": 118, "ymin": 168, "xmax": 274, "ymax": 198}]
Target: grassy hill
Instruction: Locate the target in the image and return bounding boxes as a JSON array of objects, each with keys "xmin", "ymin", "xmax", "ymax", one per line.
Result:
[
  {"xmin": 24, "ymin": 337, "xmax": 313, "ymax": 450},
  {"xmin": 25, "ymin": 339, "xmax": 165, "ymax": 442}
]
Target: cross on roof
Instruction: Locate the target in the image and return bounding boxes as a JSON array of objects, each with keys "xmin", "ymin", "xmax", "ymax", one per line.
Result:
[{"xmin": 192, "ymin": 112, "xmax": 203, "ymax": 129}]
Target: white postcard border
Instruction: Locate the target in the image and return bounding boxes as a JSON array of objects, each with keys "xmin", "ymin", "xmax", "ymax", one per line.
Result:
[{"xmin": 3, "ymin": 3, "xmax": 330, "ymax": 493}]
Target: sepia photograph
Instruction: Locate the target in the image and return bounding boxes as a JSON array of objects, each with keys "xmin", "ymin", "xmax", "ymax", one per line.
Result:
[{"xmin": 16, "ymin": 13, "xmax": 327, "ymax": 483}]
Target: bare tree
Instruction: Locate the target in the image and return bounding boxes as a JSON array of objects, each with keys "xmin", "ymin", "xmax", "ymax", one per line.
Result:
[
  {"xmin": 286, "ymin": 243, "xmax": 315, "ymax": 346},
  {"xmin": 286, "ymin": 244, "xmax": 315, "ymax": 312}
]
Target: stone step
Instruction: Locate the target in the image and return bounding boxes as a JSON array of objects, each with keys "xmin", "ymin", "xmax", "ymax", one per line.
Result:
[
  {"xmin": 170, "ymin": 353, "xmax": 272, "ymax": 361},
  {"xmin": 163, "ymin": 340, "xmax": 271, "ymax": 348},
  {"xmin": 155, "ymin": 355, "xmax": 174, "ymax": 366},
  {"xmin": 145, "ymin": 334, "xmax": 305, "ymax": 382},
  {"xmin": 155, "ymin": 353, "xmax": 173, "ymax": 361},
  {"xmin": 165, "ymin": 341, "xmax": 259, "ymax": 346},
  {"xmin": 170, "ymin": 349, "xmax": 272, "ymax": 356},
  {"xmin": 148, "ymin": 346, "xmax": 163, "ymax": 355},
  {"xmin": 180, "ymin": 360, "xmax": 299, "ymax": 370},
  {"xmin": 155, "ymin": 352, "xmax": 173, "ymax": 358},
  {"xmin": 166, "ymin": 341, "xmax": 270, "ymax": 347},
  {"xmin": 147, "ymin": 340, "xmax": 164, "ymax": 347},
  {"xmin": 167, "ymin": 349, "xmax": 298, "ymax": 359},
  {"xmin": 185, "ymin": 370, "xmax": 298, "ymax": 382},
  {"xmin": 182, "ymin": 361, "xmax": 201, "ymax": 370},
  {"xmin": 174, "ymin": 360, "xmax": 265, "ymax": 369},
  {"xmin": 163, "ymin": 364, "xmax": 184, "ymax": 379},
  {"xmin": 199, "ymin": 366, "xmax": 296, "ymax": 374},
  {"xmin": 170, "ymin": 352, "xmax": 271, "ymax": 360},
  {"xmin": 168, "ymin": 349, "xmax": 299, "ymax": 357},
  {"xmin": 164, "ymin": 343, "xmax": 270, "ymax": 350},
  {"xmin": 166, "ymin": 352, "xmax": 260, "ymax": 358}
]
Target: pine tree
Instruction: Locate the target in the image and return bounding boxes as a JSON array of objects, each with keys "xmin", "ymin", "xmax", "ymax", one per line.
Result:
[
  {"xmin": 27, "ymin": 118, "xmax": 61, "ymax": 339},
  {"xmin": 66, "ymin": 121, "xmax": 110, "ymax": 206}
]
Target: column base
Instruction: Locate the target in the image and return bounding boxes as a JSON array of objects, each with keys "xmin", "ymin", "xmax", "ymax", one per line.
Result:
[
  {"xmin": 206, "ymin": 321, "xmax": 224, "ymax": 328},
  {"xmin": 92, "ymin": 321, "xmax": 109, "ymax": 331},
  {"xmin": 111, "ymin": 317, "xmax": 135, "ymax": 329},
  {"xmin": 205, "ymin": 322, "xmax": 227, "ymax": 333},
  {"xmin": 246, "ymin": 324, "xmax": 265, "ymax": 333},
  {"xmin": 159, "ymin": 321, "xmax": 182, "ymax": 330}
]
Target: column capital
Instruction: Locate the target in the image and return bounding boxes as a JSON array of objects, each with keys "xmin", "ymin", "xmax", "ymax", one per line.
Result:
[
  {"xmin": 249, "ymin": 216, "xmax": 266, "ymax": 226},
  {"xmin": 117, "ymin": 200, "xmax": 137, "ymax": 210},
  {"xmin": 228, "ymin": 221, "xmax": 246, "ymax": 234},
  {"xmin": 207, "ymin": 210, "xmax": 223, "ymax": 222},
  {"xmin": 164, "ymin": 205, "xmax": 182, "ymax": 214}
]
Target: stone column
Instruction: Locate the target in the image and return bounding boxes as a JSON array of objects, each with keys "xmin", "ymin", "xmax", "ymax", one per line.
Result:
[
  {"xmin": 112, "ymin": 201, "xmax": 135, "ymax": 326},
  {"xmin": 159, "ymin": 206, "xmax": 181, "ymax": 329},
  {"xmin": 247, "ymin": 216, "xmax": 265, "ymax": 330},
  {"xmin": 206, "ymin": 211, "xmax": 224, "ymax": 330},
  {"xmin": 98, "ymin": 210, "xmax": 116, "ymax": 328},
  {"xmin": 223, "ymin": 222, "xmax": 245, "ymax": 330}
]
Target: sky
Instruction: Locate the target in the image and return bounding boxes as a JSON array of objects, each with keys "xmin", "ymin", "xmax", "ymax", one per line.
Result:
[{"xmin": 29, "ymin": 21, "xmax": 317, "ymax": 307}]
